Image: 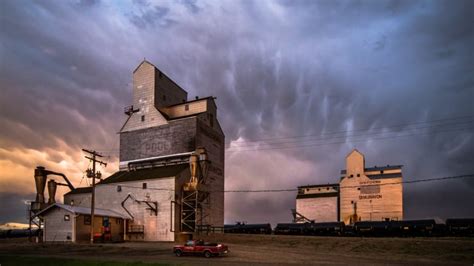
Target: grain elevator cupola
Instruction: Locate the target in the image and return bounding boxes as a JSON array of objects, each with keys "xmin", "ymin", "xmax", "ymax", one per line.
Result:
[{"xmin": 134, "ymin": 60, "xmax": 187, "ymax": 108}]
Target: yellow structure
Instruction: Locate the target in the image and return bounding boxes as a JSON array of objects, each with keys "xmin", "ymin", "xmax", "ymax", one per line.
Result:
[
  {"xmin": 296, "ymin": 149, "xmax": 403, "ymax": 225},
  {"xmin": 339, "ymin": 150, "xmax": 403, "ymax": 224}
]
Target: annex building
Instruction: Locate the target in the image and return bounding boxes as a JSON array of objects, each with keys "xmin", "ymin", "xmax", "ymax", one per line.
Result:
[
  {"xmin": 296, "ymin": 149, "xmax": 403, "ymax": 225},
  {"xmin": 38, "ymin": 60, "xmax": 225, "ymax": 242}
]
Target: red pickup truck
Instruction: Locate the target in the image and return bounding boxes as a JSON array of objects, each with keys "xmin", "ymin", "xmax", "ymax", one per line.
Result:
[{"xmin": 173, "ymin": 240, "xmax": 229, "ymax": 258}]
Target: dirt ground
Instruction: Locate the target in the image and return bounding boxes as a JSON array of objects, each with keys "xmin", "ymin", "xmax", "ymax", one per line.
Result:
[{"xmin": 1, "ymin": 234, "xmax": 474, "ymax": 265}]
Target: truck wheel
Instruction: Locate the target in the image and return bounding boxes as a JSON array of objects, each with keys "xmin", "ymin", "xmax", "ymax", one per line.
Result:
[
  {"xmin": 204, "ymin": 251, "xmax": 212, "ymax": 258},
  {"xmin": 175, "ymin": 249, "xmax": 182, "ymax": 257}
]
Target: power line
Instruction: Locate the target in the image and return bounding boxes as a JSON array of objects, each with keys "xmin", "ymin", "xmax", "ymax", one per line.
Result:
[
  {"xmin": 229, "ymin": 115, "xmax": 474, "ymax": 144},
  {"xmin": 112, "ymin": 174, "xmax": 474, "ymax": 193},
  {"xmin": 339, "ymin": 174, "xmax": 474, "ymax": 189},
  {"xmin": 91, "ymin": 124, "xmax": 473, "ymax": 155},
  {"xmin": 85, "ymin": 115, "xmax": 474, "ymax": 153},
  {"xmin": 227, "ymin": 125, "xmax": 474, "ymax": 151},
  {"xmin": 226, "ymin": 125, "xmax": 474, "ymax": 152},
  {"xmin": 82, "ymin": 149, "xmax": 107, "ymax": 244},
  {"xmin": 228, "ymin": 119, "xmax": 474, "ymax": 148}
]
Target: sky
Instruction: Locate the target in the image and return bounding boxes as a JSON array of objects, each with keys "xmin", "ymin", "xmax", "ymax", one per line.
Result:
[{"xmin": 0, "ymin": 0, "xmax": 473, "ymax": 225}]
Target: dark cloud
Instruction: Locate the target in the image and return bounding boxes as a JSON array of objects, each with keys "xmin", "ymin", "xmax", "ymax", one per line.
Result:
[
  {"xmin": 0, "ymin": 0, "xmax": 473, "ymax": 225},
  {"xmin": 77, "ymin": 0, "xmax": 100, "ymax": 7},
  {"xmin": 180, "ymin": 0, "xmax": 200, "ymax": 14},
  {"xmin": 128, "ymin": 1, "xmax": 174, "ymax": 28},
  {"xmin": 0, "ymin": 193, "xmax": 35, "ymax": 224}
]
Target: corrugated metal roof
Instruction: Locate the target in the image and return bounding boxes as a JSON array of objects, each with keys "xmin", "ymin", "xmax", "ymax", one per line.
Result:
[
  {"xmin": 165, "ymin": 111, "xmax": 205, "ymax": 121},
  {"xmin": 340, "ymin": 165, "xmax": 403, "ymax": 174},
  {"xmin": 298, "ymin": 183, "xmax": 339, "ymax": 189},
  {"xmin": 98, "ymin": 164, "xmax": 188, "ymax": 185},
  {"xmin": 36, "ymin": 203, "xmax": 130, "ymax": 219},
  {"xmin": 296, "ymin": 192, "xmax": 339, "ymax": 199},
  {"xmin": 340, "ymin": 172, "xmax": 403, "ymax": 181},
  {"xmin": 366, "ymin": 173, "xmax": 403, "ymax": 179},
  {"xmin": 165, "ymin": 96, "xmax": 214, "ymax": 108}
]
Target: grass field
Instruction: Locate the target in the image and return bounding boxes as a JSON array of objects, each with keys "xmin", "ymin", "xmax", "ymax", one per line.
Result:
[
  {"xmin": 1, "ymin": 234, "xmax": 473, "ymax": 265},
  {"xmin": 0, "ymin": 256, "xmax": 170, "ymax": 266}
]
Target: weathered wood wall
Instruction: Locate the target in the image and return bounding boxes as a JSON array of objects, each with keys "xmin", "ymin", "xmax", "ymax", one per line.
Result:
[
  {"xmin": 43, "ymin": 208, "xmax": 73, "ymax": 242},
  {"xmin": 64, "ymin": 193, "xmax": 91, "ymax": 207},
  {"xmin": 94, "ymin": 176, "xmax": 177, "ymax": 241},
  {"xmin": 119, "ymin": 117, "xmax": 197, "ymax": 163},
  {"xmin": 296, "ymin": 196, "xmax": 338, "ymax": 222}
]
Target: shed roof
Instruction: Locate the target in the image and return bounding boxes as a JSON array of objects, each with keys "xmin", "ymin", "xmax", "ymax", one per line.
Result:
[
  {"xmin": 36, "ymin": 203, "xmax": 130, "ymax": 219},
  {"xmin": 98, "ymin": 164, "xmax": 188, "ymax": 185},
  {"xmin": 64, "ymin": 186, "xmax": 92, "ymax": 196}
]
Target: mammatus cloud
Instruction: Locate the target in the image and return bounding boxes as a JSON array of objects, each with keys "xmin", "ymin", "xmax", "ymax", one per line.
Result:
[
  {"xmin": 0, "ymin": 0, "xmax": 473, "ymax": 224},
  {"xmin": 225, "ymin": 138, "xmax": 318, "ymax": 223}
]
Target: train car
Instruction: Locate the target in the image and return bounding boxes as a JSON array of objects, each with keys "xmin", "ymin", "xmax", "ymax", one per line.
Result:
[
  {"xmin": 354, "ymin": 221, "xmax": 391, "ymax": 237},
  {"xmin": 240, "ymin": 223, "xmax": 272, "ymax": 234},
  {"xmin": 432, "ymin": 223, "xmax": 447, "ymax": 237},
  {"xmin": 391, "ymin": 220, "xmax": 436, "ymax": 237},
  {"xmin": 274, "ymin": 223, "xmax": 306, "ymax": 235},
  {"xmin": 0, "ymin": 228, "xmax": 41, "ymax": 238},
  {"xmin": 343, "ymin": 225, "xmax": 356, "ymax": 236},
  {"xmin": 0, "ymin": 229, "xmax": 10, "ymax": 238},
  {"xmin": 228, "ymin": 218, "xmax": 474, "ymax": 238},
  {"xmin": 306, "ymin": 222, "xmax": 345, "ymax": 236},
  {"xmin": 224, "ymin": 224, "xmax": 238, "ymax": 233},
  {"xmin": 446, "ymin": 218, "xmax": 474, "ymax": 236},
  {"xmin": 224, "ymin": 223, "xmax": 272, "ymax": 234}
]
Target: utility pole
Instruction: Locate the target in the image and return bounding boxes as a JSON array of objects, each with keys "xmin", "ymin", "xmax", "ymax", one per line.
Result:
[{"xmin": 82, "ymin": 149, "xmax": 107, "ymax": 244}]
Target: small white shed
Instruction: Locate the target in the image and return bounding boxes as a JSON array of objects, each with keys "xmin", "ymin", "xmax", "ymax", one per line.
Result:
[{"xmin": 36, "ymin": 203, "xmax": 129, "ymax": 242}]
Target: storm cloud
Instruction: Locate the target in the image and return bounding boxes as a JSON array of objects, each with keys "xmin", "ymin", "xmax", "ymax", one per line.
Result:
[{"xmin": 0, "ymin": 0, "xmax": 473, "ymax": 225}]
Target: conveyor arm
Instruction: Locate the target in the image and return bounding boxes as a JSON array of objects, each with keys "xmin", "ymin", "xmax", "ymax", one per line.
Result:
[{"xmin": 44, "ymin": 170, "xmax": 75, "ymax": 190}]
